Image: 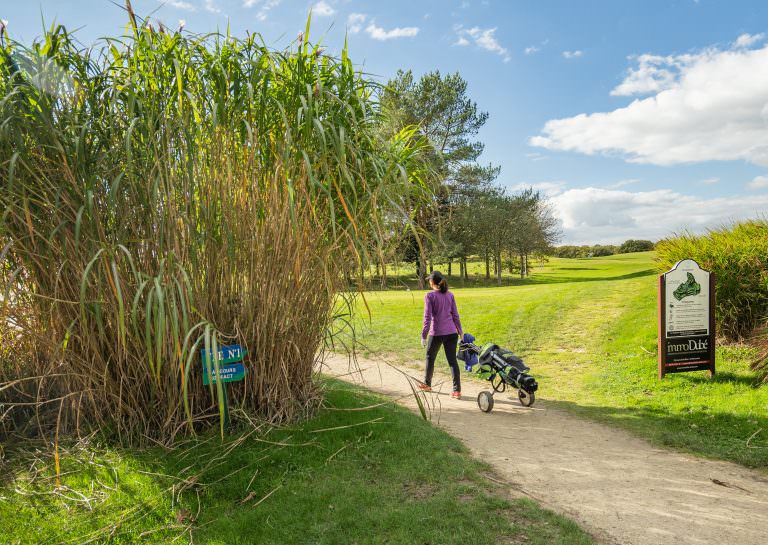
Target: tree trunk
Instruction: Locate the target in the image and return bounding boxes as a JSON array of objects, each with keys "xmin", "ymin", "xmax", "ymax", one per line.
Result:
[
  {"xmin": 520, "ymin": 253, "xmax": 525, "ymax": 279},
  {"xmin": 484, "ymin": 250, "xmax": 490, "ymax": 280},
  {"xmin": 508, "ymin": 251, "xmax": 514, "ymax": 274},
  {"xmin": 495, "ymin": 250, "xmax": 502, "ymax": 286},
  {"xmin": 448, "ymin": 258, "xmax": 452, "ymax": 277},
  {"xmin": 380, "ymin": 262, "xmax": 387, "ymax": 290},
  {"xmin": 417, "ymin": 255, "xmax": 427, "ymax": 289},
  {"xmin": 462, "ymin": 256, "xmax": 469, "ymax": 281}
]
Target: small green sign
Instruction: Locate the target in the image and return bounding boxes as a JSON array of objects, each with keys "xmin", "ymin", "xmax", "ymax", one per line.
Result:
[
  {"xmin": 201, "ymin": 344, "xmax": 247, "ymax": 365},
  {"xmin": 200, "ymin": 344, "xmax": 247, "ymax": 385}
]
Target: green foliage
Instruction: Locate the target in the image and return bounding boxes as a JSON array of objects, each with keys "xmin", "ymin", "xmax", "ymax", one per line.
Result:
[
  {"xmin": 381, "ymin": 69, "xmax": 499, "ymax": 285},
  {"xmin": 656, "ymin": 221, "xmax": 768, "ymax": 340},
  {"xmin": 0, "ymin": 12, "xmax": 433, "ymax": 443},
  {"xmin": 620, "ymin": 239, "xmax": 655, "ymax": 253},
  {"xmin": 0, "ymin": 382, "xmax": 594, "ymax": 545},
  {"xmin": 551, "ymin": 245, "xmax": 618, "ymax": 258},
  {"xmin": 552, "ymin": 241, "xmax": 655, "ymax": 258},
  {"xmin": 382, "ymin": 69, "xmax": 490, "ymax": 170}
]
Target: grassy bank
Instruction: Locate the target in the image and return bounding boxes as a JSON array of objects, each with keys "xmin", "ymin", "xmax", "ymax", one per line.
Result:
[
  {"xmin": 0, "ymin": 380, "xmax": 592, "ymax": 545},
  {"xmin": 353, "ymin": 252, "xmax": 768, "ymax": 469}
]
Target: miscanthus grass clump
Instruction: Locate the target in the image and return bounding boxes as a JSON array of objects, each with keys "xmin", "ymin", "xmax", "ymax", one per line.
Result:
[{"xmin": 0, "ymin": 9, "xmax": 433, "ymax": 444}]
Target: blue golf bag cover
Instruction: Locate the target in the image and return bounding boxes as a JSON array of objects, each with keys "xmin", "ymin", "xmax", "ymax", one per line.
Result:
[{"xmin": 457, "ymin": 333, "xmax": 479, "ymax": 371}]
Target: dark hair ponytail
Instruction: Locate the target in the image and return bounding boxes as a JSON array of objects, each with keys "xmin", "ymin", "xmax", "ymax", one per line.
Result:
[{"xmin": 427, "ymin": 271, "xmax": 448, "ymax": 293}]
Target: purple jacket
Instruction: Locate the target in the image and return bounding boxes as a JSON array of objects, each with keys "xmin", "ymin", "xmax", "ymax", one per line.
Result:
[{"xmin": 421, "ymin": 290, "xmax": 463, "ymax": 339}]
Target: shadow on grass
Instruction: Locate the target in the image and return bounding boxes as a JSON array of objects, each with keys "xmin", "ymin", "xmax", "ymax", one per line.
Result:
[
  {"xmin": 544, "ymin": 398, "xmax": 768, "ymax": 469},
  {"xmin": 684, "ymin": 371, "xmax": 761, "ymax": 387}
]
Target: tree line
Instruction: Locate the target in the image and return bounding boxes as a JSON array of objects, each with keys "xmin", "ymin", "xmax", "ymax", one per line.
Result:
[
  {"xmin": 379, "ymin": 69, "xmax": 560, "ymax": 288},
  {"xmin": 552, "ymin": 239, "xmax": 655, "ymax": 258}
]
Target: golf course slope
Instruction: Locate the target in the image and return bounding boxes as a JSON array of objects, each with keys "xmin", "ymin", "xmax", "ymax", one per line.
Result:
[{"xmin": 328, "ymin": 252, "xmax": 768, "ymax": 544}]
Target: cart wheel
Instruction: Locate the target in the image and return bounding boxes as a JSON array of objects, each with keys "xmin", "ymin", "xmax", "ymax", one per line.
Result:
[
  {"xmin": 518, "ymin": 389, "xmax": 535, "ymax": 407},
  {"xmin": 477, "ymin": 391, "xmax": 494, "ymax": 413}
]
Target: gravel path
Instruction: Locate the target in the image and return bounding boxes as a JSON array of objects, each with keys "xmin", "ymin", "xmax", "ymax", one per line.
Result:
[{"xmin": 322, "ymin": 354, "xmax": 768, "ymax": 545}]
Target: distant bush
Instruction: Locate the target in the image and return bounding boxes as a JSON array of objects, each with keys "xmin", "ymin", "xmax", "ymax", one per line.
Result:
[
  {"xmin": 551, "ymin": 240, "xmax": 655, "ymax": 258},
  {"xmin": 656, "ymin": 221, "xmax": 768, "ymax": 341},
  {"xmin": 550, "ymin": 244, "xmax": 619, "ymax": 258},
  {"xmin": 619, "ymin": 239, "xmax": 655, "ymax": 253},
  {"xmin": 591, "ymin": 245, "xmax": 616, "ymax": 257}
]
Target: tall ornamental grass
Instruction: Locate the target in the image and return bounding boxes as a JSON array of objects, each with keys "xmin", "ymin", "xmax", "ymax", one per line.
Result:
[
  {"xmin": 0, "ymin": 10, "xmax": 433, "ymax": 444},
  {"xmin": 656, "ymin": 220, "xmax": 768, "ymax": 340}
]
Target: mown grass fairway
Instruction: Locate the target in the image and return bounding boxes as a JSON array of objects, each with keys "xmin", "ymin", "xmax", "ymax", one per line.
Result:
[
  {"xmin": 0, "ymin": 381, "xmax": 593, "ymax": 545},
  {"xmin": 353, "ymin": 252, "xmax": 768, "ymax": 469}
]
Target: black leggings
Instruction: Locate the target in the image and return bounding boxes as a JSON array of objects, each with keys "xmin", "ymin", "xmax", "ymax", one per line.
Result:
[{"xmin": 424, "ymin": 333, "xmax": 461, "ymax": 392}]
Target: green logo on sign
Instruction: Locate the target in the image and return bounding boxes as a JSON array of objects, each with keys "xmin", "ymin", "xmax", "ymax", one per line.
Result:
[{"xmin": 673, "ymin": 272, "xmax": 701, "ymax": 301}]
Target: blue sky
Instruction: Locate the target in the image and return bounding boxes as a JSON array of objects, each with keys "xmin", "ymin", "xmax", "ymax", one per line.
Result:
[{"xmin": 5, "ymin": 0, "xmax": 768, "ymax": 243}]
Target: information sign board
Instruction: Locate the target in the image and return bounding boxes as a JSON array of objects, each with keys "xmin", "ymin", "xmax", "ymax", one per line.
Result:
[{"xmin": 658, "ymin": 260, "xmax": 715, "ymax": 378}]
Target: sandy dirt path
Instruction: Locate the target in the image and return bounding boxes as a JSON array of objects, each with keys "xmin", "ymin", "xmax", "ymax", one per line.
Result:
[{"xmin": 322, "ymin": 354, "xmax": 768, "ymax": 545}]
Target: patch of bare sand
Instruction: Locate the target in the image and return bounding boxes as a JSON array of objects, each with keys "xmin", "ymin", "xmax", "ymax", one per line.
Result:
[{"xmin": 321, "ymin": 354, "xmax": 768, "ymax": 545}]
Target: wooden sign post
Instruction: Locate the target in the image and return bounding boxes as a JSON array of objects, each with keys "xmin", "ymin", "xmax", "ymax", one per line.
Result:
[{"xmin": 658, "ymin": 259, "xmax": 715, "ymax": 378}]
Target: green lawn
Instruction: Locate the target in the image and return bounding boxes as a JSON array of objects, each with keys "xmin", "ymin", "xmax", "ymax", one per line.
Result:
[
  {"xmin": 0, "ymin": 380, "xmax": 592, "ymax": 545},
  {"xmin": 353, "ymin": 252, "xmax": 768, "ymax": 469},
  {"xmin": 364, "ymin": 251, "xmax": 654, "ymax": 290}
]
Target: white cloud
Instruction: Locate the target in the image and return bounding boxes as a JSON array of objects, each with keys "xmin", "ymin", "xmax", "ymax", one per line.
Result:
[
  {"xmin": 609, "ymin": 53, "xmax": 697, "ymax": 97},
  {"xmin": 312, "ymin": 1, "xmax": 334, "ymax": 17},
  {"xmin": 749, "ymin": 175, "xmax": 768, "ymax": 189},
  {"xmin": 606, "ymin": 179, "xmax": 640, "ymax": 189},
  {"xmin": 510, "ymin": 181, "xmax": 567, "ymax": 197},
  {"xmin": 365, "ymin": 22, "xmax": 419, "ymax": 41},
  {"xmin": 243, "ymin": 0, "xmax": 281, "ymax": 20},
  {"xmin": 347, "ymin": 13, "xmax": 366, "ymax": 34},
  {"xmin": 204, "ymin": 0, "xmax": 221, "ymax": 13},
  {"xmin": 735, "ymin": 32, "xmax": 764, "ymax": 48},
  {"xmin": 700, "ymin": 177, "xmax": 719, "ymax": 185},
  {"xmin": 551, "ymin": 187, "xmax": 768, "ymax": 244},
  {"xmin": 530, "ymin": 36, "xmax": 768, "ymax": 166},
  {"xmin": 524, "ymin": 46, "xmax": 540, "ymax": 55},
  {"xmin": 167, "ymin": 0, "xmax": 195, "ymax": 10},
  {"xmin": 456, "ymin": 26, "xmax": 510, "ymax": 62},
  {"xmin": 562, "ymin": 50, "xmax": 583, "ymax": 59}
]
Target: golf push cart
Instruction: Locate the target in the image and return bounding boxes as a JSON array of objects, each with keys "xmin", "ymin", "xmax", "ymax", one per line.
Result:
[{"xmin": 458, "ymin": 334, "xmax": 539, "ymax": 413}]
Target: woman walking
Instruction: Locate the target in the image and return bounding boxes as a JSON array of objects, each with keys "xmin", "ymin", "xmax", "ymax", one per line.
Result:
[{"xmin": 420, "ymin": 271, "xmax": 463, "ymax": 398}]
